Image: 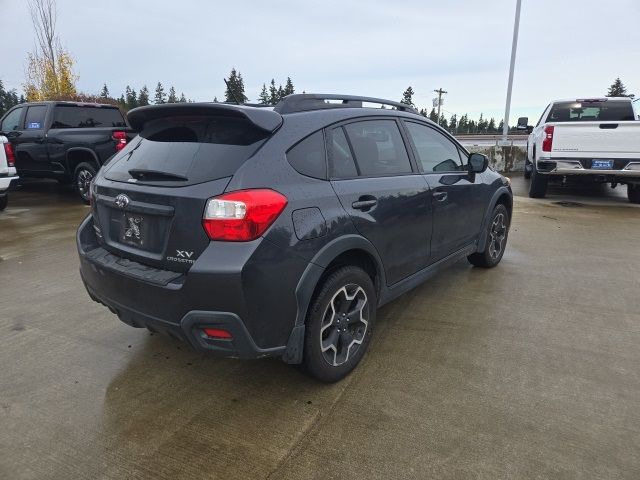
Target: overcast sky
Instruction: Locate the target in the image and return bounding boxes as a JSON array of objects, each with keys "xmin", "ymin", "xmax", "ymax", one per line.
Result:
[{"xmin": 1, "ymin": 0, "xmax": 639, "ymax": 122}]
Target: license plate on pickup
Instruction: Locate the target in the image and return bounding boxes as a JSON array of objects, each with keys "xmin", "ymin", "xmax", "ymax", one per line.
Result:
[
  {"xmin": 120, "ymin": 212, "xmax": 145, "ymax": 247},
  {"xmin": 592, "ymin": 159, "xmax": 614, "ymax": 170}
]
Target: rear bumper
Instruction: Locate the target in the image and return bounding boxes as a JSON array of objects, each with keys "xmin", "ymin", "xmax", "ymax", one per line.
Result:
[
  {"xmin": 77, "ymin": 214, "xmax": 305, "ymax": 359},
  {"xmin": 535, "ymin": 158, "xmax": 640, "ymax": 181},
  {"xmin": 0, "ymin": 174, "xmax": 18, "ymax": 192}
]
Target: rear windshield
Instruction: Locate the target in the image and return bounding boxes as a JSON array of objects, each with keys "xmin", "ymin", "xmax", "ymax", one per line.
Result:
[
  {"xmin": 548, "ymin": 101, "xmax": 635, "ymax": 122},
  {"xmin": 52, "ymin": 105, "xmax": 127, "ymax": 128},
  {"xmin": 104, "ymin": 115, "xmax": 270, "ymax": 186}
]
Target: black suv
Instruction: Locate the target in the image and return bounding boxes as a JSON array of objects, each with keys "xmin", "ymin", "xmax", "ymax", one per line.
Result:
[{"xmin": 77, "ymin": 94, "xmax": 512, "ymax": 381}]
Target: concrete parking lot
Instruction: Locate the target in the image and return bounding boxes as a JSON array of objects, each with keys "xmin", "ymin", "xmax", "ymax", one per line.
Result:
[{"xmin": 1, "ymin": 176, "xmax": 639, "ymax": 479}]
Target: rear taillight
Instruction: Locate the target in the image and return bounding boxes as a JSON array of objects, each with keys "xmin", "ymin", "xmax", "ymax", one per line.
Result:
[
  {"xmin": 542, "ymin": 125, "xmax": 554, "ymax": 152},
  {"xmin": 112, "ymin": 131, "xmax": 127, "ymax": 151},
  {"xmin": 202, "ymin": 189, "xmax": 288, "ymax": 241},
  {"xmin": 3, "ymin": 142, "xmax": 15, "ymax": 167}
]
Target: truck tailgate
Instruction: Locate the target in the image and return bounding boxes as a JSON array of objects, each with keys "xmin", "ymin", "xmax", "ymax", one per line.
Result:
[{"xmin": 551, "ymin": 122, "xmax": 640, "ymax": 157}]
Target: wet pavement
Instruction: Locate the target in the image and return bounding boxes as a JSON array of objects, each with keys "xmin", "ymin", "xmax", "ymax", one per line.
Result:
[{"xmin": 1, "ymin": 177, "xmax": 639, "ymax": 479}]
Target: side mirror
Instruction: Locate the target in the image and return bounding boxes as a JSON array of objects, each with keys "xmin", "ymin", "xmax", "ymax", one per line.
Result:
[
  {"xmin": 526, "ymin": 125, "xmax": 533, "ymax": 134},
  {"xmin": 468, "ymin": 153, "xmax": 488, "ymax": 174},
  {"xmin": 516, "ymin": 117, "xmax": 529, "ymax": 130}
]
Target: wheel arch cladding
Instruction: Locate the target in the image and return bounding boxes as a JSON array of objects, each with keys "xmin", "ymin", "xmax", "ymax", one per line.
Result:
[{"xmin": 283, "ymin": 236, "xmax": 385, "ymax": 364}]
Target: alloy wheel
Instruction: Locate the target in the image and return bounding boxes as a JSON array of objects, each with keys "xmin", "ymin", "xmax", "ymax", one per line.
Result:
[
  {"xmin": 488, "ymin": 212, "xmax": 507, "ymax": 259},
  {"xmin": 77, "ymin": 169, "xmax": 93, "ymax": 201},
  {"xmin": 319, "ymin": 284, "xmax": 369, "ymax": 366}
]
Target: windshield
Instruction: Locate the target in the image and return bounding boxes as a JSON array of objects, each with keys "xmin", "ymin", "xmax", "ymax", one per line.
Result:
[{"xmin": 548, "ymin": 101, "xmax": 635, "ymax": 122}]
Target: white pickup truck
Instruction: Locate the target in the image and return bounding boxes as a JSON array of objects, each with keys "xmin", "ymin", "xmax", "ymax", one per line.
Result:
[
  {"xmin": 0, "ymin": 135, "xmax": 19, "ymax": 211},
  {"xmin": 520, "ymin": 97, "xmax": 640, "ymax": 203}
]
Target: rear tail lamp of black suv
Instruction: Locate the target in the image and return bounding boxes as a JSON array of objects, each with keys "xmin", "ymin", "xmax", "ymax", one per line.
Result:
[{"xmin": 202, "ymin": 189, "xmax": 288, "ymax": 241}]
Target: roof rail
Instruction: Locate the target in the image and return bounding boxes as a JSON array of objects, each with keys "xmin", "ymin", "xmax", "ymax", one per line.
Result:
[{"xmin": 273, "ymin": 94, "xmax": 420, "ymax": 115}]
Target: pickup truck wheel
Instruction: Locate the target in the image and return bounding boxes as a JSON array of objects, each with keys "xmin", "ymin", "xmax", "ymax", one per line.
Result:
[
  {"xmin": 468, "ymin": 204, "xmax": 510, "ymax": 268},
  {"xmin": 628, "ymin": 184, "xmax": 640, "ymax": 204},
  {"xmin": 74, "ymin": 163, "xmax": 97, "ymax": 204},
  {"xmin": 528, "ymin": 162, "xmax": 548, "ymax": 198},
  {"xmin": 523, "ymin": 160, "xmax": 532, "ymax": 179},
  {"xmin": 0, "ymin": 194, "xmax": 7, "ymax": 211},
  {"xmin": 302, "ymin": 266, "xmax": 376, "ymax": 382}
]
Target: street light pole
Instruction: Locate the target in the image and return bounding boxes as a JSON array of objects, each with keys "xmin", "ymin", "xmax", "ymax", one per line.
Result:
[{"xmin": 501, "ymin": 0, "xmax": 522, "ymax": 142}]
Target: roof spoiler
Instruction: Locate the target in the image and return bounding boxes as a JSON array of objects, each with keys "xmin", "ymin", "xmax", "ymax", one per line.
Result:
[{"xmin": 127, "ymin": 103, "xmax": 283, "ymax": 133}]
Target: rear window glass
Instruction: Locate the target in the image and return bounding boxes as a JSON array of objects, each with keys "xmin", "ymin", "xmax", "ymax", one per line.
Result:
[
  {"xmin": 548, "ymin": 101, "xmax": 635, "ymax": 122},
  {"xmin": 104, "ymin": 115, "xmax": 270, "ymax": 186},
  {"xmin": 286, "ymin": 130, "xmax": 326, "ymax": 179},
  {"xmin": 51, "ymin": 106, "xmax": 127, "ymax": 128}
]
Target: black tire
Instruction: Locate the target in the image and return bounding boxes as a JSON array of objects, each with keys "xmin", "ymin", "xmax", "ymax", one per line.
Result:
[
  {"xmin": 468, "ymin": 204, "xmax": 510, "ymax": 268},
  {"xmin": 523, "ymin": 160, "xmax": 532, "ymax": 179},
  {"xmin": 628, "ymin": 184, "xmax": 640, "ymax": 204},
  {"xmin": 0, "ymin": 194, "xmax": 7, "ymax": 211},
  {"xmin": 302, "ymin": 266, "xmax": 377, "ymax": 382},
  {"xmin": 74, "ymin": 162, "xmax": 97, "ymax": 204},
  {"xmin": 528, "ymin": 160, "xmax": 548, "ymax": 198}
]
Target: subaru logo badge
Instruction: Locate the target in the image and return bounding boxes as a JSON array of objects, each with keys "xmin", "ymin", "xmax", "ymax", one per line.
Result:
[{"xmin": 114, "ymin": 194, "xmax": 130, "ymax": 209}]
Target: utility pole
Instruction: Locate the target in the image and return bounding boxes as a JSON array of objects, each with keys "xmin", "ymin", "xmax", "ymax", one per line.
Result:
[
  {"xmin": 501, "ymin": 0, "xmax": 522, "ymax": 143},
  {"xmin": 434, "ymin": 88, "xmax": 447, "ymax": 125}
]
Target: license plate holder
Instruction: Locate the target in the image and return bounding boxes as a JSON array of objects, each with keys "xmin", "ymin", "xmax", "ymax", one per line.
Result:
[
  {"xmin": 120, "ymin": 212, "xmax": 146, "ymax": 247},
  {"xmin": 592, "ymin": 159, "xmax": 614, "ymax": 170}
]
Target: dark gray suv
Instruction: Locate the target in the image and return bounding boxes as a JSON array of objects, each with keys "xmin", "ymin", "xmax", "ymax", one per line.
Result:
[{"xmin": 77, "ymin": 94, "xmax": 513, "ymax": 381}]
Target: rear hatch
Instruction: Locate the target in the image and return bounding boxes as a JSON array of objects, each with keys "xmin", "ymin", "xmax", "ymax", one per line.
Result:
[{"xmin": 92, "ymin": 103, "xmax": 282, "ymax": 272}]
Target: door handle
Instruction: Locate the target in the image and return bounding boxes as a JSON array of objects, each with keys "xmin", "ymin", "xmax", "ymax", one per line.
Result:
[
  {"xmin": 433, "ymin": 191, "xmax": 448, "ymax": 202},
  {"xmin": 352, "ymin": 197, "xmax": 378, "ymax": 210}
]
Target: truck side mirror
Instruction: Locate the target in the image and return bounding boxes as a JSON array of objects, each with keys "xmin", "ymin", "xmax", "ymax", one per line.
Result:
[
  {"xmin": 516, "ymin": 117, "xmax": 529, "ymax": 130},
  {"xmin": 468, "ymin": 153, "xmax": 489, "ymax": 174}
]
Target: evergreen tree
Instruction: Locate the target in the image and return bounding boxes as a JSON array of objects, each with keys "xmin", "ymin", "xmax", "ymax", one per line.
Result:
[
  {"xmin": 277, "ymin": 85, "xmax": 284, "ymax": 102},
  {"xmin": 117, "ymin": 94, "xmax": 126, "ymax": 110},
  {"xmin": 606, "ymin": 77, "xmax": 629, "ymax": 97},
  {"xmin": 258, "ymin": 84, "xmax": 270, "ymax": 105},
  {"xmin": 467, "ymin": 119, "xmax": 477, "ymax": 133},
  {"xmin": 428, "ymin": 108, "xmax": 438, "ymax": 122},
  {"xmin": 283, "ymin": 77, "xmax": 295, "ymax": 96},
  {"xmin": 498, "ymin": 119, "xmax": 504, "ymax": 133},
  {"xmin": 449, "ymin": 114, "xmax": 457, "ymax": 132},
  {"xmin": 419, "ymin": 108, "xmax": 427, "ymax": 117},
  {"xmin": 224, "ymin": 68, "xmax": 248, "ymax": 103},
  {"xmin": 125, "ymin": 86, "xmax": 138, "ymax": 110},
  {"xmin": 154, "ymin": 82, "xmax": 166, "ymax": 104},
  {"xmin": 487, "ymin": 117, "xmax": 496, "ymax": 133},
  {"xmin": 213, "ymin": 96, "xmax": 219, "ymax": 103},
  {"xmin": 400, "ymin": 86, "xmax": 415, "ymax": 106},
  {"xmin": 137, "ymin": 85, "xmax": 150, "ymax": 106},
  {"xmin": 179, "ymin": 93, "xmax": 187, "ymax": 103},
  {"xmin": 439, "ymin": 115, "xmax": 448, "ymax": 130},
  {"xmin": 268, "ymin": 79, "xmax": 278, "ymax": 105},
  {"xmin": 167, "ymin": 86, "xmax": 177, "ymax": 103},
  {"xmin": 100, "ymin": 83, "xmax": 109, "ymax": 99},
  {"xmin": 458, "ymin": 114, "xmax": 468, "ymax": 133}
]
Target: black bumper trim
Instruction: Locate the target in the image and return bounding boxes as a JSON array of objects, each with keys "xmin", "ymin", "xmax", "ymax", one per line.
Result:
[{"xmin": 82, "ymin": 275, "xmax": 286, "ymax": 359}]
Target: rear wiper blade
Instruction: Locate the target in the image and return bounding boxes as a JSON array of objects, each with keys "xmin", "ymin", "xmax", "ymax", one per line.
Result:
[{"xmin": 128, "ymin": 169, "xmax": 188, "ymax": 181}]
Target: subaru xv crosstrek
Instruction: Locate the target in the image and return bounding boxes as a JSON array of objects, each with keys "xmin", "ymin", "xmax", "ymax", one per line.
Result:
[{"xmin": 77, "ymin": 94, "xmax": 513, "ymax": 382}]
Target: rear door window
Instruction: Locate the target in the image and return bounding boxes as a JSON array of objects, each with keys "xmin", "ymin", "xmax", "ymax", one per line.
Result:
[
  {"xmin": 328, "ymin": 127, "xmax": 358, "ymax": 178},
  {"xmin": 343, "ymin": 120, "xmax": 412, "ymax": 176},
  {"xmin": 51, "ymin": 105, "xmax": 127, "ymax": 128},
  {"xmin": 24, "ymin": 105, "xmax": 47, "ymax": 129},
  {"xmin": 104, "ymin": 115, "xmax": 271, "ymax": 186},
  {"xmin": 404, "ymin": 122, "xmax": 463, "ymax": 172},
  {"xmin": 286, "ymin": 130, "xmax": 326, "ymax": 179},
  {"xmin": 1, "ymin": 107, "xmax": 24, "ymax": 131}
]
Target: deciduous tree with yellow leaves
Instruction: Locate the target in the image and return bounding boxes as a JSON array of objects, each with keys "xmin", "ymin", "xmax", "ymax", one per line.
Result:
[{"xmin": 24, "ymin": 0, "xmax": 78, "ymax": 101}]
